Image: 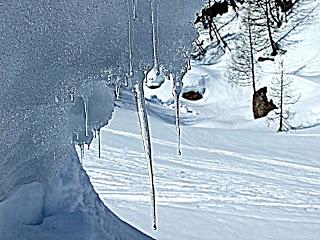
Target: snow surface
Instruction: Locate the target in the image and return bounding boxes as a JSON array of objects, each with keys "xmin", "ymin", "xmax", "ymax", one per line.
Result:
[
  {"xmin": 0, "ymin": 0, "xmax": 204, "ymax": 239},
  {"xmin": 1, "ymin": 1, "xmax": 320, "ymax": 239},
  {"xmin": 81, "ymin": 4, "xmax": 320, "ymax": 240},
  {"xmin": 82, "ymin": 97, "xmax": 320, "ymax": 239}
]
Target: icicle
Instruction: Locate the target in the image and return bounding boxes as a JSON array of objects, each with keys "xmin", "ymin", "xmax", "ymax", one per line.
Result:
[
  {"xmin": 93, "ymin": 129, "xmax": 97, "ymax": 138},
  {"xmin": 133, "ymin": 78, "xmax": 157, "ymax": 231},
  {"xmin": 187, "ymin": 58, "xmax": 191, "ymax": 70},
  {"xmin": 127, "ymin": 1, "xmax": 134, "ymax": 77},
  {"xmin": 115, "ymin": 81, "xmax": 121, "ymax": 100},
  {"xmin": 69, "ymin": 91, "xmax": 74, "ymax": 102},
  {"xmin": 97, "ymin": 128, "xmax": 101, "ymax": 159},
  {"xmin": 124, "ymin": 75, "xmax": 129, "ymax": 87},
  {"xmin": 183, "ymin": 51, "xmax": 191, "ymax": 71},
  {"xmin": 76, "ymin": 133, "xmax": 79, "ymax": 141},
  {"xmin": 172, "ymin": 74, "xmax": 181, "ymax": 155},
  {"xmin": 83, "ymin": 96, "xmax": 89, "ymax": 137},
  {"xmin": 151, "ymin": 0, "xmax": 159, "ymax": 75},
  {"xmin": 172, "ymin": 67, "xmax": 187, "ymax": 156},
  {"xmin": 79, "ymin": 143, "xmax": 84, "ymax": 162},
  {"xmin": 133, "ymin": 0, "xmax": 138, "ymax": 20}
]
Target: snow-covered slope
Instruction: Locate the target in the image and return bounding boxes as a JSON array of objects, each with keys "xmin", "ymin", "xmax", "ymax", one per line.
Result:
[
  {"xmin": 82, "ymin": 95, "xmax": 320, "ymax": 240},
  {"xmin": 1, "ymin": 1, "xmax": 319, "ymax": 239},
  {"xmin": 81, "ymin": 3, "xmax": 320, "ymax": 239}
]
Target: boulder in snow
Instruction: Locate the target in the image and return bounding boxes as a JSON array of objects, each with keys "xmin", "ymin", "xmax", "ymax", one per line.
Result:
[{"xmin": 253, "ymin": 87, "xmax": 277, "ymax": 119}]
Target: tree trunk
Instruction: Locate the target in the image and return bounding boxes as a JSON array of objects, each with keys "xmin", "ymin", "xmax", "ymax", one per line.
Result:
[
  {"xmin": 278, "ymin": 62, "xmax": 284, "ymax": 131},
  {"xmin": 265, "ymin": 1, "xmax": 278, "ymax": 56},
  {"xmin": 248, "ymin": 14, "xmax": 256, "ymax": 93}
]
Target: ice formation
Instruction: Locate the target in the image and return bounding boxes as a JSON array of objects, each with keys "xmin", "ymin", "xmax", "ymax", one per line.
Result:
[
  {"xmin": 0, "ymin": 0, "xmax": 203, "ymax": 238},
  {"xmin": 151, "ymin": 0, "xmax": 159, "ymax": 74},
  {"xmin": 133, "ymin": 78, "xmax": 157, "ymax": 230}
]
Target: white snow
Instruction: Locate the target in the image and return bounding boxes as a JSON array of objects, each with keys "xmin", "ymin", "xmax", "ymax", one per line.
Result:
[
  {"xmin": 1, "ymin": 1, "xmax": 320, "ymax": 240},
  {"xmin": 82, "ymin": 100, "xmax": 320, "ymax": 239},
  {"xmin": 81, "ymin": 4, "xmax": 320, "ymax": 239},
  {"xmin": 0, "ymin": 0, "xmax": 203, "ymax": 239}
]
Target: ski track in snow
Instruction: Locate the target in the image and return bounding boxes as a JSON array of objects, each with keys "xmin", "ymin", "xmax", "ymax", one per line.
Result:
[
  {"xmin": 82, "ymin": 113, "xmax": 320, "ymax": 233},
  {"xmin": 80, "ymin": 10, "xmax": 320, "ymax": 237}
]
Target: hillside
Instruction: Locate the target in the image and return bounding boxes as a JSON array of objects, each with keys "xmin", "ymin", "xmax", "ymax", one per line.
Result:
[
  {"xmin": 0, "ymin": 1, "xmax": 319, "ymax": 239},
  {"xmin": 82, "ymin": 1, "xmax": 320, "ymax": 239}
]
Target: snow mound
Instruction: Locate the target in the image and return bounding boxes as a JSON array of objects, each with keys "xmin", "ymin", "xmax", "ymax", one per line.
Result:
[
  {"xmin": 0, "ymin": 0, "xmax": 204, "ymax": 239},
  {"xmin": 145, "ymin": 68, "xmax": 166, "ymax": 89}
]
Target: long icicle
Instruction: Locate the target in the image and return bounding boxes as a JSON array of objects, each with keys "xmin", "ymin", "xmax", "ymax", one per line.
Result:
[
  {"xmin": 133, "ymin": 79, "xmax": 157, "ymax": 230},
  {"xmin": 127, "ymin": 0, "xmax": 134, "ymax": 76},
  {"xmin": 115, "ymin": 79, "xmax": 121, "ymax": 100},
  {"xmin": 83, "ymin": 96, "xmax": 89, "ymax": 137},
  {"xmin": 97, "ymin": 128, "xmax": 101, "ymax": 159},
  {"xmin": 133, "ymin": 0, "xmax": 138, "ymax": 20},
  {"xmin": 151, "ymin": 0, "xmax": 159, "ymax": 74},
  {"xmin": 172, "ymin": 67, "xmax": 187, "ymax": 156},
  {"xmin": 172, "ymin": 73, "xmax": 181, "ymax": 155},
  {"xmin": 79, "ymin": 143, "xmax": 84, "ymax": 162}
]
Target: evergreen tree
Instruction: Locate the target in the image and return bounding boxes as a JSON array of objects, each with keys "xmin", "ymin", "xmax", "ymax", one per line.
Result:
[
  {"xmin": 268, "ymin": 59, "xmax": 300, "ymax": 131},
  {"xmin": 228, "ymin": 0, "xmax": 260, "ymax": 92}
]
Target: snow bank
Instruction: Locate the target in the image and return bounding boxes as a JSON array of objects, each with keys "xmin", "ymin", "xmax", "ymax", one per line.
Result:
[
  {"xmin": 0, "ymin": 147, "xmax": 150, "ymax": 240},
  {"xmin": 0, "ymin": 0, "xmax": 204, "ymax": 239}
]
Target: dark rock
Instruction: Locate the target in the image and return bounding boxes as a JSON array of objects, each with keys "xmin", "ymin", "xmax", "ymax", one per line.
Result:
[
  {"xmin": 253, "ymin": 87, "xmax": 277, "ymax": 119},
  {"xmin": 275, "ymin": 0, "xmax": 293, "ymax": 12},
  {"xmin": 147, "ymin": 85, "xmax": 161, "ymax": 89},
  {"xmin": 194, "ymin": 1, "xmax": 229, "ymax": 25},
  {"xmin": 182, "ymin": 91, "xmax": 203, "ymax": 101},
  {"xmin": 258, "ymin": 56, "xmax": 275, "ymax": 62}
]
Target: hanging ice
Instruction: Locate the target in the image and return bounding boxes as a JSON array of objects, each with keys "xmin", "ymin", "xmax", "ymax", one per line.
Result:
[
  {"xmin": 145, "ymin": 0, "xmax": 165, "ymax": 89},
  {"xmin": 127, "ymin": 0, "xmax": 134, "ymax": 77},
  {"xmin": 83, "ymin": 96, "xmax": 89, "ymax": 137},
  {"xmin": 0, "ymin": 0, "xmax": 204, "ymax": 237},
  {"xmin": 115, "ymin": 79, "xmax": 121, "ymax": 100},
  {"xmin": 172, "ymin": 74, "xmax": 181, "ymax": 155},
  {"xmin": 69, "ymin": 91, "xmax": 75, "ymax": 102},
  {"xmin": 93, "ymin": 129, "xmax": 97, "ymax": 138},
  {"xmin": 97, "ymin": 128, "xmax": 101, "ymax": 159},
  {"xmin": 124, "ymin": 75, "xmax": 129, "ymax": 87},
  {"xmin": 133, "ymin": 76, "xmax": 157, "ymax": 230},
  {"xmin": 151, "ymin": 0, "xmax": 159, "ymax": 75},
  {"xmin": 172, "ymin": 67, "xmax": 188, "ymax": 155},
  {"xmin": 126, "ymin": 0, "xmax": 203, "ymax": 228},
  {"xmin": 133, "ymin": 0, "xmax": 138, "ymax": 20},
  {"xmin": 79, "ymin": 143, "xmax": 84, "ymax": 162}
]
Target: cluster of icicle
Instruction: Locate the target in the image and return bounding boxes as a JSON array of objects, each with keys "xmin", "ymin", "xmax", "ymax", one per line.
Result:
[{"xmin": 72, "ymin": 0, "xmax": 201, "ymax": 231}]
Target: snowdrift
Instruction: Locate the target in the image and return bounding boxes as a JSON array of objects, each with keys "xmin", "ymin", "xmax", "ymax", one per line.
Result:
[{"xmin": 0, "ymin": 0, "xmax": 203, "ymax": 239}]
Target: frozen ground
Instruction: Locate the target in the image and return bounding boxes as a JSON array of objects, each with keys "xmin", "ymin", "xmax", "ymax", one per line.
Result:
[{"xmin": 81, "ymin": 11, "xmax": 320, "ymax": 239}]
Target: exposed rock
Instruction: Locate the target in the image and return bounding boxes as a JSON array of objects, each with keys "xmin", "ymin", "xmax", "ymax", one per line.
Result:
[
  {"xmin": 276, "ymin": 0, "xmax": 293, "ymax": 12},
  {"xmin": 182, "ymin": 91, "xmax": 203, "ymax": 101},
  {"xmin": 258, "ymin": 56, "xmax": 275, "ymax": 62},
  {"xmin": 253, "ymin": 87, "xmax": 277, "ymax": 119}
]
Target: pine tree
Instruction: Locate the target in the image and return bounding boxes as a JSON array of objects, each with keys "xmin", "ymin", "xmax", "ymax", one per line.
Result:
[
  {"xmin": 228, "ymin": 0, "xmax": 260, "ymax": 92},
  {"xmin": 268, "ymin": 59, "xmax": 300, "ymax": 132}
]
